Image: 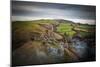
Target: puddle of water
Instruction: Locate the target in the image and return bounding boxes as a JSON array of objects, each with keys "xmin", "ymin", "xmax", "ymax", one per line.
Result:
[{"xmin": 71, "ymin": 38, "xmax": 88, "ymax": 58}]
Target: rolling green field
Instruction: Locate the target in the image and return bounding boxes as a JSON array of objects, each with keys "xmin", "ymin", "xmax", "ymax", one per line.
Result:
[{"xmin": 57, "ymin": 23, "xmax": 76, "ymax": 37}]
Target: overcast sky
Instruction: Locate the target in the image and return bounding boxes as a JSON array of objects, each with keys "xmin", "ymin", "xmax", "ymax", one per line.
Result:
[{"xmin": 12, "ymin": 1, "xmax": 96, "ymax": 24}]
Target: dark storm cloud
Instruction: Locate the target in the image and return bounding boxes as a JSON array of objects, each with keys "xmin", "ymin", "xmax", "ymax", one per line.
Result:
[{"xmin": 12, "ymin": 1, "xmax": 96, "ymax": 24}]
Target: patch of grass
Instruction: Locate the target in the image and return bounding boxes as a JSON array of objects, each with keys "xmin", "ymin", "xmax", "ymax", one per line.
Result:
[
  {"xmin": 78, "ymin": 24, "xmax": 95, "ymax": 29},
  {"xmin": 12, "ymin": 22, "xmax": 46, "ymax": 34},
  {"xmin": 57, "ymin": 23, "xmax": 76, "ymax": 37}
]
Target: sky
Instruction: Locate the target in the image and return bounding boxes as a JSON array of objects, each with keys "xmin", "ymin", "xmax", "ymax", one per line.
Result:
[{"xmin": 12, "ymin": 1, "xmax": 96, "ymax": 25}]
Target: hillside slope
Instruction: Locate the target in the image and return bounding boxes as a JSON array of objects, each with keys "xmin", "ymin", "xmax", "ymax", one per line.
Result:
[{"xmin": 12, "ymin": 19, "xmax": 95, "ymax": 66}]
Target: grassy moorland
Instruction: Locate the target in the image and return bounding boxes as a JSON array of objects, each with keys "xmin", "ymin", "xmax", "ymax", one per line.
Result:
[{"xmin": 12, "ymin": 19, "xmax": 95, "ymax": 66}]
